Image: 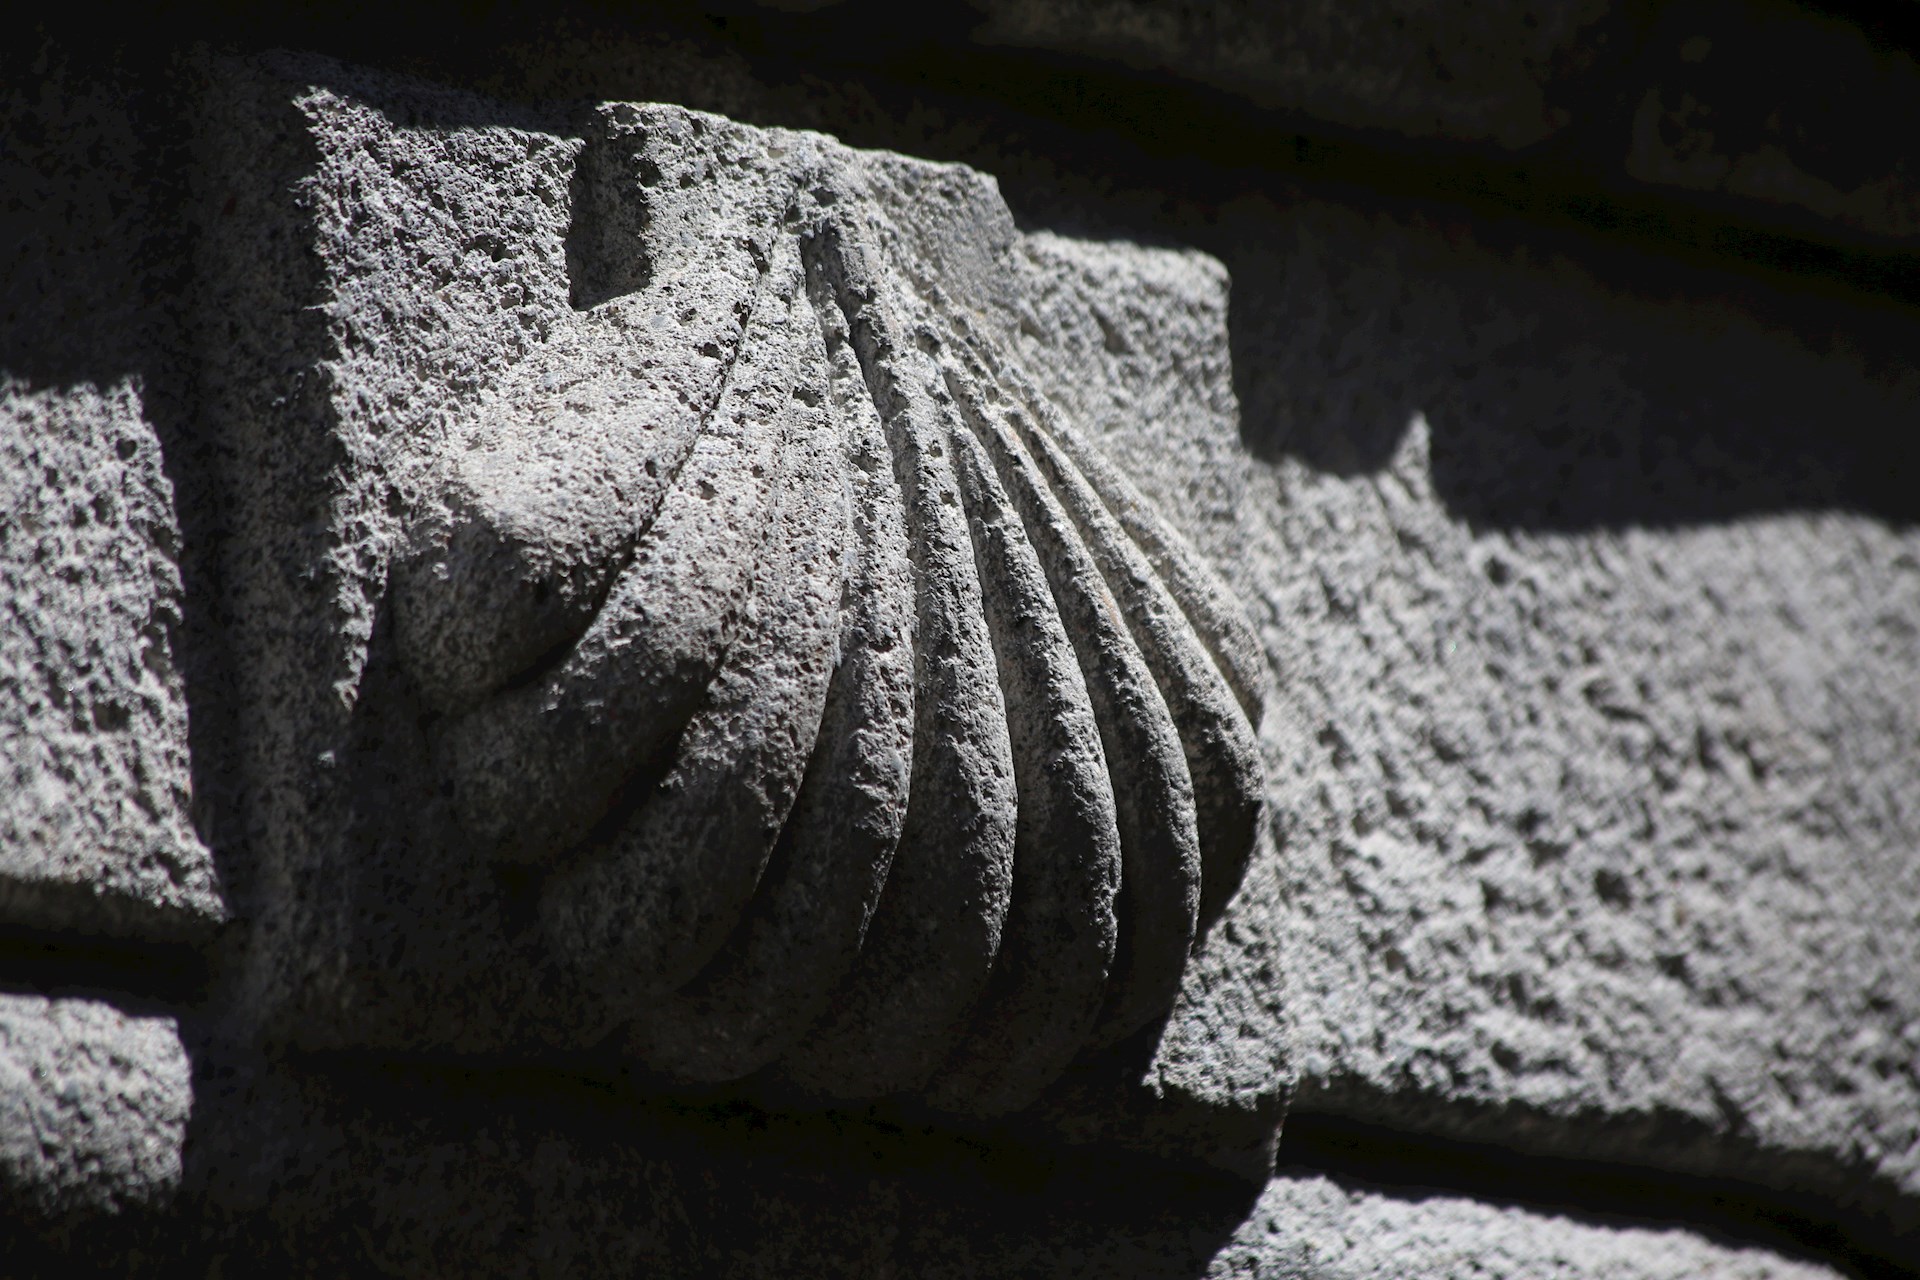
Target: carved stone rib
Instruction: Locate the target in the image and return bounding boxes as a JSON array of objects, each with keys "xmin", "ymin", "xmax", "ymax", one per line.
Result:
[
  {"xmin": 621, "ymin": 257, "xmax": 916, "ymax": 1081},
  {"xmin": 927, "ymin": 405, "xmax": 1121, "ymax": 1116},
  {"xmin": 986, "ymin": 360, "xmax": 1265, "ymax": 930},
  {"xmin": 946, "ymin": 357, "xmax": 1203, "ymax": 1049},
  {"xmin": 541, "ymin": 236, "xmax": 847, "ymax": 1008},
  {"xmin": 1024, "ymin": 400, "xmax": 1268, "ymax": 728},
  {"xmin": 777, "ymin": 220, "xmax": 1018, "ymax": 1099}
]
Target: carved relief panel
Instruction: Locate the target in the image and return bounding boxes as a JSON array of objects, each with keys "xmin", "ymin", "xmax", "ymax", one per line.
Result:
[{"xmin": 195, "ymin": 53, "xmax": 1268, "ymax": 1133}]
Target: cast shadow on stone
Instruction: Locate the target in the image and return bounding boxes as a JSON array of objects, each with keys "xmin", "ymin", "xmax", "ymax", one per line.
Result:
[
  {"xmin": 1220, "ymin": 200, "xmax": 1920, "ymax": 531},
  {"xmin": 0, "ymin": 39, "xmax": 246, "ymax": 946},
  {"xmin": 1281, "ymin": 1104, "xmax": 1919, "ymax": 1280},
  {"xmin": 169, "ymin": 1039, "xmax": 1263, "ymax": 1277}
]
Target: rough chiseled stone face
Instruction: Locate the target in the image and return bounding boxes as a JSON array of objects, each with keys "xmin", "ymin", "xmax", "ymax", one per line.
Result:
[
  {"xmin": 6, "ymin": 29, "xmax": 1919, "ymax": 1273},
  {"xmin": 0, "ymin": 993, "xmax": 191, "ymax": 1234},
  {"xmin": 0, "ymin": 48, "xmax": 224, "ymax": 947},
  {"xmin": 194, "ymin": 53, "xmax": 1268, "ymax": 1129},
  {"xmin": 0, "ymin": 381, "xmax": 221, "ymax": 942}
]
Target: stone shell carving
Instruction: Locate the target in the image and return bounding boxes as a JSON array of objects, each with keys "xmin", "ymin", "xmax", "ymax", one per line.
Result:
[{"xmin": 388, "ymin": 104, "xmax": 1266, "ymax": 1116}]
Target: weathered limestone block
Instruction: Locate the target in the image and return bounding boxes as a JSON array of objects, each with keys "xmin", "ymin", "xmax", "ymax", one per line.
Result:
[
  {"xmin": 182, "ymin": 43, "xmax": 1920, "ymax": 1229},
  {"xmin": 0, "ymin": 42, "xmax": 223, "ymax": 943},
  {"xmin": 190, "ymin": 49, "xmax": 1269, "ymax": 1148},
  {"xmin": 0, "ymin": 382, "xmax": 220, "ymax": 941},
  {"xmin": 0, "ymin": 993, "xmax": 190, "ymax": 1248}
]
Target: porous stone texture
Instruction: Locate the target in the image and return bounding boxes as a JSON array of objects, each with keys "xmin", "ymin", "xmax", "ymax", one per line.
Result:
[
  {"xmin": 0, "ymin": 382, "xmax": 219, "ymax": 941},
  {"xmin": 1008, "ymin": 181, "xmax": 1920, "ymax": 1233},
  {"xmin": 1214, "ymin": 1174, "xmax": 1849, "ymax": 1280},
  {"xmin": 0, "ymin": 41, "xmax": 222, "ymax": 942},
  {"xmin": 0, "ymin": 992, "xmax": 190, "ymax": 1251},
  {"xmin": 5, "ymin": 23, "xmax": 1919, "ymax": 1275},
  {"xmin": 173, "ymin": 41, "xmax": 1920, "ymax": 1229}
]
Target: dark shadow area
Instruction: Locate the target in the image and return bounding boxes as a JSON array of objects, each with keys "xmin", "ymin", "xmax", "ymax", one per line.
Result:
[
  {"xmin": 563, "ymin": 104, "xmax": 656, "ymax": 310},
  {"xmin": 1208, "ymin": 192, "xmax": 1920, "ymax": 529},
  {"xmin": 169, "ymin": 1043, "xmax": 1263, "ymax": 1277},
  {"xmin": 0, "ymin": 1210, "xmax": 177, "ymax": 1280},
  {"xmin": 1799, "ymin": 0, "xmax": 1920, "ymax": 55},
  {"xmin": 1284, "ymin": 1105, "xmax": 1919, "ymax": 1279},
  {"xmin": 0, "ymin": 934, "xmax": 208, "ymax": 1008},
  {"xmin": 156, "ymin": 1041, "xmax": 1919, "ymax": 1276}
]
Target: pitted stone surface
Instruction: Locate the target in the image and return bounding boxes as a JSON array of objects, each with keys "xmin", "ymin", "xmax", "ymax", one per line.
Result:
[
  {"xmin": 185, "ymin": 47, "xmax": 1920, "ymax": 1218},
  {"xmin": 3, "ymin": 22, "xmax": 1919, "ymax": 1277},
  {"xmin": 0, "ymin": 992, "xmax": 190, "ymax": 1227},
  {"xmin": 0, "ymin": 382, "xmax": 220, "ymax": 940},
  {"xmin": 1008, "ymin": 187, "xmax": 1920, "ymax": 1226},
  {"xmin": 1211, "ymin": 1175, "xmax": 1849, "ymax": 1280},
  {"xmin": 0, "ymin": 44, "xmax": 222, "ymax": 943}
]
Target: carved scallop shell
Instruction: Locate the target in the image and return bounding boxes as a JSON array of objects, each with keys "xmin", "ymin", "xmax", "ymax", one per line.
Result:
[{"xmin": 390, "ymin": 105, "xmax": 1265, "ymax": 1117}]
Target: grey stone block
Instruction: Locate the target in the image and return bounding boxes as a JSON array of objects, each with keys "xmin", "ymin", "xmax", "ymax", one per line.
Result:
[
  {"xmin": 177, "ymin": 1052, "xmax": 1858, "ymax": 1278},
  {"xmin": 0, "ymin": 382, "xmax": 221, "ymax": 942},
  {"xmin": 1215, "ymin": 1174, "xmax": 1851, "ymax": 1279},
  {"xmin": 181, "ymin": 1049, "xmax": 1258, "ymax": 1278},
  {"xmin": 1030, "ymin": 184, "xmax": 1920, "ymax": 1229},
  {"xmin": 179, "ymin": 43, "xmax": 1920, "ymax": 1224},
  {"xmin": 0, "ymin": 39, "xmax": 223, "ymax": 944},
  {"xmin": 3, "ymin": 20, "xmax": 1919, "ymax": 1277},
  {"xmin": 0, "ymin": 992, "xmax": 190, "ymax": 1249}
]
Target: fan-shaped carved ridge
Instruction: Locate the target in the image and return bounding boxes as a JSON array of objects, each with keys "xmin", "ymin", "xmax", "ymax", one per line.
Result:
[{"xmin": 390, "ymin": 104, "xmax": 1266, "ymax": 1116}]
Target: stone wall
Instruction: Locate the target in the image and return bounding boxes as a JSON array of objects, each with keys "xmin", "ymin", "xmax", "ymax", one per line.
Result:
[{"xmin": 3, "ymin": 4, "xmax": 1916, "ymax": 1275}]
